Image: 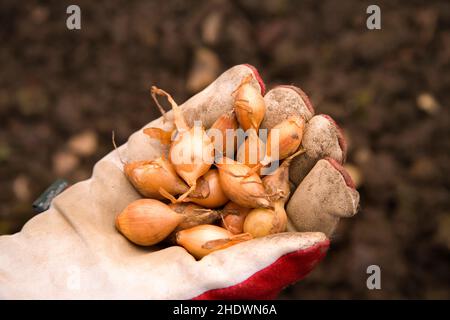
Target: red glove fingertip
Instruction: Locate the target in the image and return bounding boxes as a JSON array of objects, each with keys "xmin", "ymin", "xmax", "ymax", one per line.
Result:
[
  {"xmin": 192, "ymin": 239, "xmax": 330, "ymax": 300},
  {"xmin": 242, "ymin": 64, "xmax": 266, "ymax": 96}
]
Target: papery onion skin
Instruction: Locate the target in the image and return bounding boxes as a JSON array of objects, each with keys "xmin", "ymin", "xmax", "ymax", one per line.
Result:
[
  {"xmin": 236, "ymin": 129, "xmax": 266, "ymax": 170},
  {"xmin": 216, "ymin": 157, "xmax": 270, "ymax": 209},
  {"xmin": 265, "ymin": 116, "xmax": 305, "ymax": 163},
  {"xmin": 262, "ymin": 148, "xmax": 305, "ymax": 203},
  {"xmin": 116, "ymin": 199, "xmax": 183, "ymax": 246},
  {"xmin": 221, "ymin": 201, "xmax": 251, "ymax": 234},
  {"xmin": 170, "ymin": 126, "xmax": 215, "ymax": 190},
  {"xmin": 152, "ymin": 86, "xmax": 215, "ymax": 202},
  {"xmin": 209, "ymin": 112, "xmax": 238, "ymax": 157},
  {"xmin": 143, "ymin": 127, "xmax": 174, "ymax": 145},
  {"xmin": 243, "ymin": 201, "xmax": 287, "ymax": 238},
  {"xmin": 262, "ymin": 161, "xmax": 291, "ymax": 203},
  {"xmin": 124, "ymin": 158, "xmax": 188, "ymax": 199},
  {"xmin": 176, "ymin": 224, "xmax": 233, "ymax": 259},
  {"xmin": 185, "ymin": 169, "xmax": 229, "ymax": 208},
  {"xmin": 169, "ymin": 202, "xmax": 205, "ymax": 215},
  {"xmin": 234, "ymin": 75, "xmax": 266, "ymax": 131},
  {"xmin": 169, "ymin": 202, "xmax": 220, "ymax": 232}
]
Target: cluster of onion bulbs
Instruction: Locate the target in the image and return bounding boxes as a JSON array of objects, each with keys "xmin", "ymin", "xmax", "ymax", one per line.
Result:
[{"xmin": 115, "ymin": 76, "xmax": 306, "ymax": 259}]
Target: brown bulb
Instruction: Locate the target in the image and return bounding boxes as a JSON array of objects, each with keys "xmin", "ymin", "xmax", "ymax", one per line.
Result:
[
  {"xmin": 216, "ymin": 157, "xmax": 270, "ymax": 209},
  {"xmin": 124, "ymin": 158, "xmax": 188, "ymax": 199},
  {"xmin": 263, "ymin": 116, "xmax": 305, "ymax": 165},
  {"xmin": 234, "ymin": 75, "xmax": 266, "ymax": 131},
  {"xmin": 176, "ymin": 225, "xmax": 252, "ymax": 259},
  {"xmin": 185, "ymin": 169, "xmax": 229, "ymax": 208},
  {"xmin": 152, "ymin": 86, "xmax": 215, "ymax": 202},
  {"xmin": 262, "ymin": 148, "xmax": 305, "ymax": 203},
  {"xmin": 208, "ymin": 112, "xmax": 238, "ymax": 157},
  {"xmin": 236, "ymin": 129, "xmax": 266, "ymax": 172},
  {"xmin": 243, "ymin": 201, "xmax": 287, "ymax": 238},
  {"xmin": 116, "ymin": 199, "xmax": 183, "ymax": 246},
  {"xmin": 221, "ymin": 201, "xmax": 251, "ymax": 234}
]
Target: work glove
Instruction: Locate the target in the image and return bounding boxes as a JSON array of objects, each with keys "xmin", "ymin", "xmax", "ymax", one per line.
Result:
[{"xmin": 0, "ymin": 64, "xmax": 359, "ymax": 299}]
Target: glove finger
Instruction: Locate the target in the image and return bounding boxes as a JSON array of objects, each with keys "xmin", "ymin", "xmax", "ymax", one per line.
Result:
[
  {"xmin": 289, "ymin": 114, "xmax": 347, "ymax": 186},
  {"xmin": 188, "ymin": 232, "xmax": 329, "ymax": 300},
  {"xmin": 261, "ymin": 85, "xmax": 315, "ymax": 130},
  {"xmin": 287, "ymin": 158, "xmax": 359, "ymax": 237}
]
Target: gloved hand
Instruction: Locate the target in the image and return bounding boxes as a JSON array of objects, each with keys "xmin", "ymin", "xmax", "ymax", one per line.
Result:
[{"xmin": 0, "ymin": 65, "xmax": 359, "ymax": 299}]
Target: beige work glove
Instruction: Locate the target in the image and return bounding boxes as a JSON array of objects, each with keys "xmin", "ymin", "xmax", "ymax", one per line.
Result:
[{"xmin": 0, "ymin": 65, "xmax": 359, "ymax": 299}]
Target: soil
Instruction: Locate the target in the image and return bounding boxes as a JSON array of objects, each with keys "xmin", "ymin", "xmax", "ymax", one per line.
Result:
[{"xmin": 0, "ymin": 0, "xmax": 449, "ymax": 299}]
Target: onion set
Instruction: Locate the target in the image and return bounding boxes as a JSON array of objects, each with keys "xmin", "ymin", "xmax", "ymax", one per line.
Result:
[
  {"xmin": 263, "ymin": 116, "xmax": 305, "ymax": 165},
  {"xmin": 233, "ymin": 74, "xmax": 266, "ymax": 131},
  {"xmin": 236, "ymin": 129, "xmax": 266, "ymax": 171},
  {"xmin": 243, "ymin": 201, "xmax": 287, "ymax": 238},
  {"xmin": 176, "ymin": 225, "xmax": 252, "ymax": 259},
  {"xmin": 183, "ymin": 169, "xmax": 229, "ymax": 208},
  {"xmin": 152, "ymin": 86, "xmax": 214, "ymax": 202},
  {"xmin": 124, "ymin": 158, "xmax": 190, "ymax": 200},
  {"xmin": 115, "ymin": 199, "xmax": 183, "ymax": 246},
  {"xmin": 208, "ymin": 111, "xmax": 238, "ymax": 157},
  {"xmin": 216, "ymin": 157, "xmax": 270, "ymax": 209},
  {"xmin": 114, "ymin": 75, "xmax": 315, "ymax": 260},
  {"xmin": 221, "ymin": 201, "xmax": 251, "ymax": 234}
]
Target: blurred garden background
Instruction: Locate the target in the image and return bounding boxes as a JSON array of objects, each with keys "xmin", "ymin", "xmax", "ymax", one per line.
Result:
[{"xmin": 0, "ymin": 0, "xmax": 449, "ymax": 299}]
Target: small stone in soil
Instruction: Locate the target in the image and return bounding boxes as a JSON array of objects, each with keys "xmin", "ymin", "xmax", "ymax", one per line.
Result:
[
  {"xmin": 67, "ymin": 130, "xmax": 98, "ymax": 157},
  {"xmin": 53, "ymin": 151, "xmax": 80, "ymax": 176}
]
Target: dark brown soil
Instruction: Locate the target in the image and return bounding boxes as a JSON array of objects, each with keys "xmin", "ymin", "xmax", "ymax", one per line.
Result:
[{"xmin": 1, "ymin": 0, "xmax": 449, "ymax": 299}]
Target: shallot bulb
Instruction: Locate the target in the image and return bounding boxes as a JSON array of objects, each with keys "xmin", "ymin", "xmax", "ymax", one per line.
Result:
[
  {"xmin": 184, "ymin": 169, "xmax": 229, "ymax": 208},
  {"xmin": 112, "ymin": 131, "xmax": 188, "ymax": 200},
  {"xmin": 124, "ymin": 157, "xmax": 188, "ymax": 200},
  {"xmin": 151, "ymin": 86, "xmax": 214, "ymax": 202},
  {"xmin": 208, "ymin": 111, "xmax": 238, "ymax": 157},
  {"xmin": 236, "ymin": 129, "xmax": 266, "ymax": 171},
  {"xmin": 243, "ymin": 201, "xmax": 287, "ymax": 238},
  {"xmin": 262, "ymin": 149, "xmax": 305, "ymax": 203},
  {"xmin": 233, "ymin": 74, "xmax": 266, "ymax": 131},
  {"xmin": 263, "ymin": 116, "xmax": 305, "ymax": 165},
  {"xmin": 176, "ymin": 224, "xmax": 252, "ymax": 259},
  {"xmin": 115, "ymin": 199, "xmax": 183, "ymax": 246},
  {"xmin": 221, "ymin": 201, "xmax": 251, "ymax": 234},
  {"xmin": 169, "ymin": 202, "xmax": 221, "ymax": 232},
  {"xmin": 216, "ymin": 157, "xmax": 270, "ymax": 208}
]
